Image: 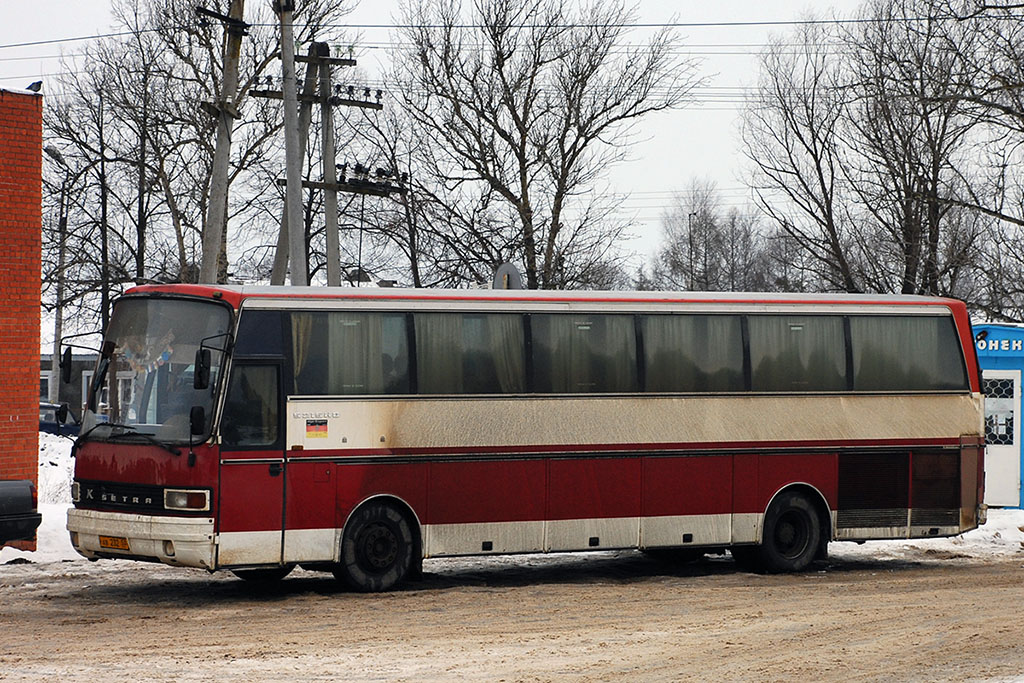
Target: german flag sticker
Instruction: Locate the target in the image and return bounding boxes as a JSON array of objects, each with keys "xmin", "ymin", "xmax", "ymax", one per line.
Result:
[{"xmin": 306, "ymin": 419, "xmax": 328, "ymax": 438}]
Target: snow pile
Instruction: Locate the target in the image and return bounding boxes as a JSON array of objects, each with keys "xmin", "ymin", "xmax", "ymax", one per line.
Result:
[
  {"xmin": 37, "ymin": 431, "xmax": 74, "ymax": 505},
  {"xmin": 832, "ymin": 507, "xmax": 1024, "ymax": 562},
  {"xmin": 5, "ymin": 432, "xmax": 1024, "ymax": 567}
]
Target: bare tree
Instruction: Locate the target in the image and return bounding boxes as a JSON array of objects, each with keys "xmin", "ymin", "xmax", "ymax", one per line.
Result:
[
  {"xmin": 393, "ymin": 0, "xmax": 702, "ymax": 289},
  {"xmin": 721, "ymin": 208, "xmax": 771, "ymax": 292},
  {"xmin": 46, "ymin": 63, "xmax": 130, "ymax": 331},
  {"xmin": 343, "ymin": 102, "xmax": 504, "ymax": 288},
  {"xmin": 43, "ymin": 0, "xmax": 359, "ymax": 327},
  {"xmin": 742, "ymin": 0, "xmax": 999, "ymax": 300},
  {"xmin": 842, "ymin": 0, "xmax": 981, "ymax": 296},
  {"xmin": 742, "ymin": 21, "xmax": 860, "ymax": 292},
  {"xmin": 652, "ymin": 179, "xmax": 769, "ymax": 292},
  {"xmin": 655, "ymin": 179, "xmax": 720, "ymax": 291}
]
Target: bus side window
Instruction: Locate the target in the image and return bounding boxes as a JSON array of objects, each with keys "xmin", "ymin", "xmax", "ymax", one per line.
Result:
[
  {"xmin": 749, "ymin": 315, "xmax": 846, "ymax": 392},
  {"xmin": 531, "ymin": 314, "xmax": 638, "ymax": 393},
  {"xmin": 222, "ymin": 365, "xmax": 279, "ymax": 448}
]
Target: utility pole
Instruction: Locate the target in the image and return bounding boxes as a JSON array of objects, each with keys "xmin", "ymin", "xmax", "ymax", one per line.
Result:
[
  {"xmin": 256, "ymin": 43, "xmax": 369, "ymax": 286},
  {"xmin": 198, "ymin": 1, "xmax": 248, "ymax": 284},
  {"xmin": 319, "ymin": 43, "xmax": 342, "ymax": 286},
  {"xmin": 257, "ymin": 40, "xmax": 403, "ymax": 287},
  {"xmin": 276, "ymin": 0, "xmax": 307, "ymax": 286},
  {"xmin": 266, "ymin": 44, "xmax": 322, "ymax": 285}
]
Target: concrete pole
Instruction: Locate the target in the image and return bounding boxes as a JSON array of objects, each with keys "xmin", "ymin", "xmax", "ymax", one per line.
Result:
[
  {"xmin": 270, "ymin": 44, "xmax": 321, "ymax": 285},
  {"xmin": 278, "ymin": 3, "xmax": 307, "ymax": 286},
  {"xmin": 199, "ymin": 0, "xmax": 245, "ymax": 284},
  {"xmin": 318, "ymin": 43, "xmax": 342, "ymax": 287}
]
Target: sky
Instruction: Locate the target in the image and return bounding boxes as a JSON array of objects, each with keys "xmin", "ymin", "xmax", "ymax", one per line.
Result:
[{"xmin": 0, "ymin": 0, "xmax": 864, "ymax": 265}]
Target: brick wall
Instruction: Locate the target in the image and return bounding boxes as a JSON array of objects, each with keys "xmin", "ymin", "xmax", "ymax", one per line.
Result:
[{"xmin": 0, "ymin": 88, "xmax": 43, "ymax": 549}]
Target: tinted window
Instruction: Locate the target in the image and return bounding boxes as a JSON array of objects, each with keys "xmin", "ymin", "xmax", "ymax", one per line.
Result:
[
  {"xmin": 641, "ymin": 315, "xmax": 744, "ymax": 392},
  {"xmin": 749, "ymin": 316, "xmax": 846, "ymax": 391},
  {"xmin": 850, "ymin": 315, "xmax": 968, "ymax": 391},
  {"xmin": 415, "ymin": 313, "xmax": 526, "ymax": 394},
  {"xmin": 290, "ymin": 311, "xmax": 409, "ymax": 395},
  {"xmin": 532, "ymin": 314, "xmax": 638, "ymax": 393},
  {"xmin": 234, "ymin": 310, "xmax": 284, "ymax": 356},
  {"xmin": 222, "ymin": 365, "xmax": 279, "ymax": 448}
]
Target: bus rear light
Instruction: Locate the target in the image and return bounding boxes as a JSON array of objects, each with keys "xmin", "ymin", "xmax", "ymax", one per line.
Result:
[{"xmin": 164, "ymin": 489, "xmax": 210, "ymax": 512}]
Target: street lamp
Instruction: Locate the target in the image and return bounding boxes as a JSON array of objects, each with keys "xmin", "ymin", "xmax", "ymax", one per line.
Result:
[
  {"xmin": 44, "ymin": 146, "xmax": 69, "ymax": 404},
  {"xmin": 687, "ymin": 211, "xmax": 697, "ymax": 291},
  {"xmin": 44, "ymin": 145, "xmax": 65, "ymax": 165}
]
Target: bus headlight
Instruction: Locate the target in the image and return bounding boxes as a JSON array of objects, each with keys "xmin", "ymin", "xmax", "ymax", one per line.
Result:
[
  {"xmin": 164, "ymin": 489, "xmax": 210, "ymax": 512},
  {"xmin": 71, "ymin": 482, "xmax": 80, "ymax": 503}
]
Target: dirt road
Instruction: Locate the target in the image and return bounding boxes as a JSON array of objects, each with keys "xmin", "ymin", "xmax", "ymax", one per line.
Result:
[{"xmin": 2, "ymin": 548, "xmax": 1024, "ymax": 681}]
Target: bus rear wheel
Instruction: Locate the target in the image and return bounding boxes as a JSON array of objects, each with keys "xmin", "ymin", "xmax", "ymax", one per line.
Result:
[
  {"xmin": 335, "ymin": 501, "xmax": 414, "ymax": 592},
  {"xmin": 757, "ymin": 490, "xmax": 821, "ymax": 573}
]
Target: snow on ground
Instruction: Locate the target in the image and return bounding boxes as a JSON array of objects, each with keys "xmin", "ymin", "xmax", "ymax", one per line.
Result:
[
  {"xmin": 5, "ymin": 432, "xmax": 1024, "ymax": 567},
  {"xmin": 831, "ymin": 508, "xmax": 1024, "ymax": 563}
]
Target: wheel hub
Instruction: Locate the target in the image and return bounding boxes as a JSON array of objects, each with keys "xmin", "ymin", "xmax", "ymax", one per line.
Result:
[
  {"xmin": 775, "ymin": 511, "xmax": 809, "ymax": 559},
  {"xmin": 360, "ymin": 523, "xmax": 399, "ymax": 571}
]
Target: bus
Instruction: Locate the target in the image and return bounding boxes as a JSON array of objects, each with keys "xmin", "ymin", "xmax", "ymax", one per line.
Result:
[{"xmin": 66, "ymin": 285, "xmax": 985, "ymax": 591}]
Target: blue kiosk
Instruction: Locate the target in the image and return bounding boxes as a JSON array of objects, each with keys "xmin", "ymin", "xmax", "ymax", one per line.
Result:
[{"xmin": 974, "ymin": 323, "xmax": 1024, "ymax": 508}]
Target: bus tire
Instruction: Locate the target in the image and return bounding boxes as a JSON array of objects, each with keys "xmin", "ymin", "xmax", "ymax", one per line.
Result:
[
  {"xmin": 231, "ymin": 565, "xmax": 294, "ymax": 582},
  {"xmin": 335, "ymin": 501, "xmax": 414, "ymax": 592},
  {"xmin": 758, "ymin": 490, "xmax": 820, "ymax": 573}
]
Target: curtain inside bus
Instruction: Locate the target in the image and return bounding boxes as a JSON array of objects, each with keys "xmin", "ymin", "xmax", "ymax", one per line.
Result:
[
  {"xmin": 850, "ymin": 316, "xmax": 968, "ymax": 391},
  {"xmin": 749, "ymin": 316, "xmax": 846, "ymax": 391},
  {"xmin": 290, "ymin": 311, "xmax": 409, "ymax": 395},
  {"xmin": 641, "ymin": 315, "xmax": 744, "ymax": 392},
  {"xmin": 415, "ymin": 313, "xmax": 525, "ymax": 394},
  {"xmin": 531, "ymin": 314, "xmax": 638, "ymax": 393}
]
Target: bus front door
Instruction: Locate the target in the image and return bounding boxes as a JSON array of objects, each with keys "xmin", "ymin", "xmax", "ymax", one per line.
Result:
[{"xmin": 216, "ymin": 363, "xmax": 286, "ymax": 567}]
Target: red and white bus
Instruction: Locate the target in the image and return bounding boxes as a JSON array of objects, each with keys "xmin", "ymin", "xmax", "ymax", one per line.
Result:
[{"xmin": 66, "ymin": 285, "xmax": 985, "ymax": 590}]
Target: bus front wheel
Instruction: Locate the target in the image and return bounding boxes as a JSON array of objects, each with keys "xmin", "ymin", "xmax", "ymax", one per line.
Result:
[
  {"xmin": 757, "ymin": 490, "xmax": 820, "ymax": 573},
  {"xmin": 335, "ymin": 502, "xmax": 414, "ymax": 592}
]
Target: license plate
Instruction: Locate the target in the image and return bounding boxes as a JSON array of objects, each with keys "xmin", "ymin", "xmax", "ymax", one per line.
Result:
[{"xmin": 99, "ymin": 535, "xmax": 130, "ymax": 551}]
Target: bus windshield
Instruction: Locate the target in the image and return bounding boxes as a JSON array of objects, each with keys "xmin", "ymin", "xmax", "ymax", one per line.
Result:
[{"xmin": 81, "ymin": 297, "xmax": 232, "ymax": 443}]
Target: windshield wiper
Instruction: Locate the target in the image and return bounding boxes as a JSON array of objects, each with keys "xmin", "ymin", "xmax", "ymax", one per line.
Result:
[
  {"xmin": 72, "ymin": 421, "xmax": 182, "ymax": 456},
  {"xmin": 71, "ymin": 423, "xmax": 108, "ymax": 456},
  {"xmin": 104, "ymin": 426, "xmax": 182, "ymax": 456}
]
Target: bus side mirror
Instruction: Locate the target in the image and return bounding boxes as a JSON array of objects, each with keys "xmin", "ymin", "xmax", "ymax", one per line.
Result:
[
  {"xmin": 189, "ymin": 406, "xmax": 206, "ymax": 436},
  {"xmin": 56, "ymin": 403, "xmax": 69, "ymax": 425},
  {"xmin": 194, "ymin": 348, "xmax": 211, "ymax": 390},
  {"xmin": 60, "ymin": 347, "xmax": 73, "ymax": 384}
]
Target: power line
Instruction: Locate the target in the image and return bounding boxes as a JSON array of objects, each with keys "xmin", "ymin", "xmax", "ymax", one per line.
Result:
[
  {"xmin": 3, "ymin": 12, "xmax": 1021, "ymax": 52},
  {"xmin": 252, "ymin": 15, "xmax": 1024, "ymax": 29},
  {"xmin": 0, "ymin": 28, "xmax": 168, "ymax": 51}
]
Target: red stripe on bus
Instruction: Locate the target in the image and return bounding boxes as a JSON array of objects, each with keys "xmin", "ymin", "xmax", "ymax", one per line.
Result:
[{"xmin": 281, "ymin": 437, "xmax": 963, "ymax": 459}]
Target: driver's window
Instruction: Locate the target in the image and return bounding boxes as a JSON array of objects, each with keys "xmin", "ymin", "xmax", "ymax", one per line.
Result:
[{"xmin": 221, "ymin": 365, "xmax": 279, "ymax": 448}]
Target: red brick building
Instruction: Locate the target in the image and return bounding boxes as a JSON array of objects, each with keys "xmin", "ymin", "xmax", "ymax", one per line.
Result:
[{"xmin": 0, "ymin": 87, "xmax": 43, "ymax": 548}]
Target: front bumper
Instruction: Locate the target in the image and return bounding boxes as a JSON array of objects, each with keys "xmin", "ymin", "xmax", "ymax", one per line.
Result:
[{"xmin": 67, "ymin": 508, "xmax": 215, "ymax": 569}]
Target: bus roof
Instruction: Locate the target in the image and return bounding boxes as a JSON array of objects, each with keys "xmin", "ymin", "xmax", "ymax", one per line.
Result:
[{"xmin": 124, "ymin": 283, "xmax": 967, "ymax": 311}]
